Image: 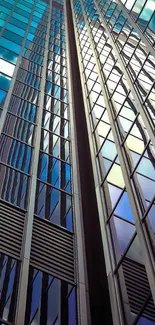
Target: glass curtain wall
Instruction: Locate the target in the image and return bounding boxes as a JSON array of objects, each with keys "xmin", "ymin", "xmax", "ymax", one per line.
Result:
[
  {"xmin": 72, "ymin": 0, "xmax": 155, "ymax": 324},
  {"xmin": 0, "ymin": 1, "xmax": 77, "ymax": 324}
]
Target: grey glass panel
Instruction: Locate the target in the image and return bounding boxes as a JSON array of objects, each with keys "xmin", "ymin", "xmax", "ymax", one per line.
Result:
[
  {"xmin": 0, "ymin": 135, "xmax": 32, "ymax": 173},
  {"xmin": 3, "ymin": 114, "xmax": 35, "ymax": 145},
  {"xmin": 9, "ymin": 95, "xmax": 37, "ymax": 123},
  {"xmin": 42, "ymin": 112, "xmax": 68, "ymax": 138},
  {"xmin": 20, "ymin": 58, "xmax": 42, "ymax": 76},
  {"xmin": 0, "ymin": 164, "xmax": 28, "ymax": 208},
  {"xmin": 0, "ymin": 254, "xmax": 19, "ymax": 323},
  {"xmin": 25, "ymin": 268, "xmax": 77, "ymax": 325},
  {"xmin": 41, "ymin": 129, "xmax": 70, "ymax": 162},
  {"xmin": 13, "ymin": 81, "xmax": 39, "ymax": 104},
  {"xmin": 23, "ymin": 48, "xmax": 43, "ymax": 65},
  {"xmin": 111, "ymin": 216, "xmax": 135, "ymax": 256},
  {"xmin": 35, "ymin": 181, "xmax": 72, "ymax": 229},
  {"xmin": 16, "ymin": 69, "xmax": 41, "ymax": 89}
]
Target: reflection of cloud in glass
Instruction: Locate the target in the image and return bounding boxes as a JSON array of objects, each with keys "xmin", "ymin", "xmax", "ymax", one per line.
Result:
[{"xmin": 0, "ymin": 59, "xmax": 15, "ymax": 77}]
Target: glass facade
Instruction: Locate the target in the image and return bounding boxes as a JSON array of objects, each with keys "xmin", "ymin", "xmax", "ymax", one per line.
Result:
[{"xmin": 0, "ymin": 0, "xmax": 155, "ymax": 324}]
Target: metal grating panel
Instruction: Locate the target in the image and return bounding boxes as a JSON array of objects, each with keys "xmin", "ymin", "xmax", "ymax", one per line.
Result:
[
  {"xmin": 123, "ymin": 258, "xmax": 155, "ymax": 320},
  {"xmin": 0, "ymin": 200, "xmax": 25, "ymax": 259},
  {"xmin": 30, "ymin": 216, "xmax": 75, "ymax": 283}
]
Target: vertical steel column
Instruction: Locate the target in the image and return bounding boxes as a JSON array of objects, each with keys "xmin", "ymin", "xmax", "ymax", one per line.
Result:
[
  {"xmin": 65, "ymin": 0, "xmax": 113, "ymax": 324},
  {"xmin": 64, "ymin": 1, "xmax": 90, "ymax": 325},
  {"xmin": 70, "ymin": 1, "xmax": 129, "ymax": 324},
  {"xmin": 15, "ymin": 2, "xmax": 53, "ymax": 324}
]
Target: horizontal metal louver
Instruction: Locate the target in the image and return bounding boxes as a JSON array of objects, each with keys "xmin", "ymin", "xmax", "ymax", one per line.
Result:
[
  {"xmin": 0, "ymin": 200, "xmax": 25, "ymax": 259},
  {"xmin": 122, "ymin": 258, "xmax": 155, "ymax": 321},
  {"xmin": 30, "ymin": 216, "xmax": 75, "ymax": 283}
]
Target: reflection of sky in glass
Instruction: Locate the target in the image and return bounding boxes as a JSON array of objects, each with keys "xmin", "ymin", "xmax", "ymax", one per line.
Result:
[{"xmin": 114, "ymin": 192, "xmax": 135, "ymax": 223}]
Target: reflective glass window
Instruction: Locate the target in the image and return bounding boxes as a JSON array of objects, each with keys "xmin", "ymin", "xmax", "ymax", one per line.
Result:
[
  {"xmin": 12, "ymin": 12, "xmax": 29, "ymax": 24},
  {"xmin": 25, "ymin": 268, "xmax": 77, "ymax": 325},
  {"xmin": 0, "ymin": 37, "xmax": 21, "ymax": 54},
  {"xmin": 0, "ymin": 164, "xmax": 28, "ymax": 208},
  {"xmin": 0, "ymin": 73, "xmax": 11, "ymax": 91},
  {"xmin": 8, "ymin": 95, "xmax": 38, "ymax": 123},
  {"xmin": 0, "ymin": 89, "xmax": 7, "ymax": 105},
  {"xmin": 0, "ymin": 253, "xmax": 19, "ymax": 323},
  {"xmin": 35, "ymin": 181, "xmax": 72, "ymax": 229},
  {"xmin": 3, "ymin": 29, "xmax": 23, "ymax": 45},
  {"xmin": 6, "ymin": 23, "xmax": 25, "ymax": 37},
  {"xmin": 0, "ymin": 46, "xmax": 18, "ymax": 65},
  {"xmin": 0, "ymin": 135, "xmax": 32, "ymax": 173}
]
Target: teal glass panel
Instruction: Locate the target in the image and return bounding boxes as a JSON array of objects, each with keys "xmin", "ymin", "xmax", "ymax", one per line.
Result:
[
  {"xmin": 0, "ymin": 46, "xmax": 18, "ymax": 64},
  {"xmin": 15, "ymin": 7, "xmax": 30, "ymax": 18},
  {"xmin": 6, "ymin": 23, "xmax": 25, "ymax": 37},
  {"xmin": 0, "ymin": 73, "xmax": 11, "ymax": 91},
  {"xmin": 0, "ymin": 12, "xmax": 7, "ymax": 20},
  {"xmin": 1, "ymin": 1, "xmax": 13, "ymax": 10},
  {"xmin": 0, "ymin": 89, "xmax": 7, "ymax": 104},
  {"xmin": 12, "ymin": 12, "xmax": 29, "ymax": 24},
  {"xmin": 0, "ymin": 5, "xmax": 10, "ymax": 15},
  {"xmin": 0, "ymin": 19, "xmax": 5, "ymax": 28},
  {"xmin": 30, "ymin": 21, "xmax": 38, "ymax": 28},
  {"xmin": 10, "ymin": 17, "xmax": 27, "ymax": 31},
  {"xmin": 3, "ymin": 30, "xmax": 23, "ymax": 45},
  {"xmin": 18, "ymin": 0, "xmax": 34, "ymax": 9},
  {"xmin": 33, "ymin": 10, "xmax": 42, "ymax": 18},
  {"xmin": 17, "ymin": 2, "xmax": 31, "ymax": 13},
  {"xmin": 0, "ymin": 37, "xmax": 20, "ymax": 54}
]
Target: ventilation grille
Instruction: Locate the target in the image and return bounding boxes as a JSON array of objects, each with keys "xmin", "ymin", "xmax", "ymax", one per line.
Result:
[
  {"xmin": 0, "ymin": 200, "xmax": 25, "ymax": 259},
  {"xmin": 30, "ymin": 216, "xmax": 75, "ymax": 283},
  {"xmin": 123, "ymin": 258, "xmax": 155, "ymax": 321}
]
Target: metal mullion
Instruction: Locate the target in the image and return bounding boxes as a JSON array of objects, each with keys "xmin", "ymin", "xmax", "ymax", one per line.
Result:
[
  {"xmin": 39, "ymin": 150, "xmax": 71, "ymax": 166},
  {"xmin": 85, "ymin": 0, "xmax": 155, "ymax": 307},
  {"xmin": 5, "ymin": 112, "xmax": 37, "ymax": 126},
  {"xmin": 1, "ymin": 132, "xmax": 34, "ymax": 148},
  {"xmin": 0, "ymin": 160, "xmax": 30, "ymax": 177},
  {"xmin": 95, "ymin": 0, "xmax": 155, "ymax": 149},
  {"xmin": 0, "ymin": 0, "xmax": 19, "ymax": 38},
  {"xmin": 116, "ymin": 0, "xmax": 155, "ymax": 59},
  {"xmin": 42, "ymin": 127, "xmax": 70, "ymax": 142},
  {"xmin": 15, "ymin": 1, "xmax": 53, "ymax": 324},
  {"xmin": 37, "ymin": 178, "xmax": 72, "ymax": 197},
  {"xmin": 43, "ymin": 107, "xmax": 69, "ymax": 122}
]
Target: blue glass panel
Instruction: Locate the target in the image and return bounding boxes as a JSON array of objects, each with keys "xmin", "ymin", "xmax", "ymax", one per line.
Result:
[
  {"xmin": 107, "ymin": 183, "xmax": 122, "ymax": 209},
  {"xmin": 137, "ymin": 156, "xmax": 155, "ymax": 180},
  {"xmin": 112, "ymin": 216, "xmax": 135, "ymax": 255},
  {"xmin": 0, "ymin": 89, "xmax": 7, "ymax": 104},
  {"xmin": 0, "ymin": 73, "xmax": 11, "ymax": 91},
  {"xmin": 14, "ymin": 7, "xmax": 30, "ymax": 18},
  {"xmin": 0, "ymin": 37, "xmax": 21, "ymax": 54},
  {"xmin": 68, "ymin": 288, "xmax": 77, "ymax": 325},
  {"xmin": 30, "ymin": 271, "xmax": 41, "ymax": 320},
  {"xmin": 114, "ymin": 192, "xmax": 135, "ymax": 222},
  {"xmin": 147, "ymin": 202, "xmax": 155, "ymax": 233},
  {"xmin": 137, "ymin": 173, "xmax": 155, "ymax": 202},
  {"xmin": 137, "ymin": 316, "xmax": 155, "ymax": 325}
]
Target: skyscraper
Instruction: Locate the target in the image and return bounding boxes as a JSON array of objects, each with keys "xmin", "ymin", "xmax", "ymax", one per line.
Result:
[{"xmin": 0, "ymin": 0, "xmax": 155, "ymax": 324}]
